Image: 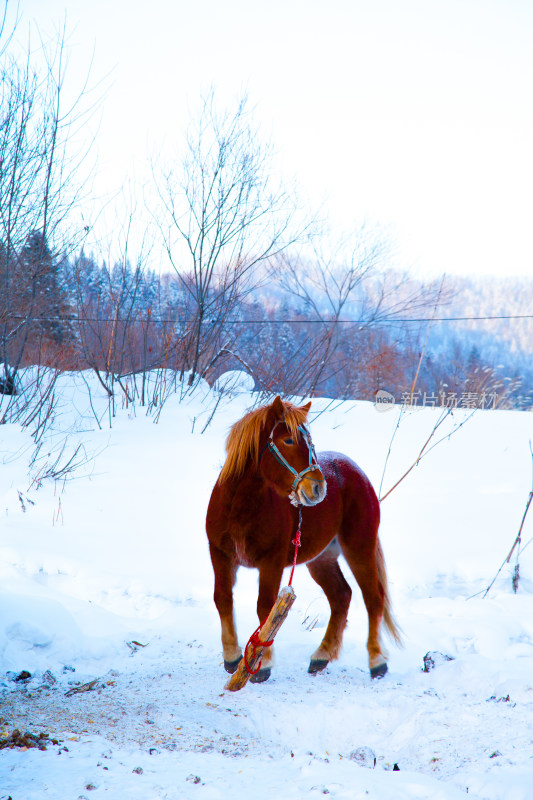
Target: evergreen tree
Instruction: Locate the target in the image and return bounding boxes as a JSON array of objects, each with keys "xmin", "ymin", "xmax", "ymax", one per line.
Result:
[{"xmin": 17, "ymin": 230, "xmax": 74, "ymax": 348}]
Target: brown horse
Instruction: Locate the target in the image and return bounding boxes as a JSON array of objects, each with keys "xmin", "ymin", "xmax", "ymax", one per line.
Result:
[{"xmin": 206, "ymin": 395, "xmax": 401, "ymax": 683}]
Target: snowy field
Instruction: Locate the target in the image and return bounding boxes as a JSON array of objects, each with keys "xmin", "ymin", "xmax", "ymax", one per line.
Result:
[{"xmin": 1, "ymin": 372, "xmax": 533, "ymax": 800}]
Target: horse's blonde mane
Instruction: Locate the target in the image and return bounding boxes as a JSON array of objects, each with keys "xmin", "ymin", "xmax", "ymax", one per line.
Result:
[{"xmin": 218, "ymin": 400, "xmax": 310, "ymax": 484}]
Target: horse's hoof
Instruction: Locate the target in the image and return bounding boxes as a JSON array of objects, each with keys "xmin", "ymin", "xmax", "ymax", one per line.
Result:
[
  {"xmin": 308, "ymin": 659, "xmax": 329, "ymax": 674},
  {"xmin": 370, "ymin": 662, "xmax": 388, "ymax": 679},
  {"xmin": 250, "ymin": 667, "xmax": 271, "ymax": 683},
  {"xmin": 224, "ymin": 656, "xmax": 242, "ymax": 674}
]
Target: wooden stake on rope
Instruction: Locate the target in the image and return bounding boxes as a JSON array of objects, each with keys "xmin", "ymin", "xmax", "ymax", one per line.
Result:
[{"xmin": 224, "ymin": 586, "xmax": 296, "ymax": 692}]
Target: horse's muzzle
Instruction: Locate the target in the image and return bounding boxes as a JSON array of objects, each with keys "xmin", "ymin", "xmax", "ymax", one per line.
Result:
[{"xmin": 297, "ymin": 476, "xmax": 327, "ymax": 506}]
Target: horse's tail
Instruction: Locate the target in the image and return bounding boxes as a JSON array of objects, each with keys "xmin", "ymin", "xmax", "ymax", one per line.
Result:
[{"xmin": 376, "ymin": 538, "xmax": 403, "ymax": 647}]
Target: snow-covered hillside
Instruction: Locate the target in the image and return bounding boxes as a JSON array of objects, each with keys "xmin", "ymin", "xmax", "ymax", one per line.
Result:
[{"xmin": 1, "ymin": 373, "xmax": 533, "ymax": 799}]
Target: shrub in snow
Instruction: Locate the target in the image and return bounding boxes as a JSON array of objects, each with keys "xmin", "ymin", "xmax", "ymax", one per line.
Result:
[
  {"xmin": 423, "ymin": 651, "xmax": 454, "ymax": 672},
  {"xmin": 0, "ymin": 362, "xmax": 16, "ymax": 395},
  {"xmin": 213, "ymin": 370, "xmax": 255, "ymax": 396},
  {"xmin": 348, "ymin": 746, "xmax": 377, "ymax": 768}
]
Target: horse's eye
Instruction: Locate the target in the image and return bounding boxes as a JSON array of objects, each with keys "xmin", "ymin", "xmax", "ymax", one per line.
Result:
[{"xmin": 284, "ymin": 438, "xmax": 294, "ymax": 445}]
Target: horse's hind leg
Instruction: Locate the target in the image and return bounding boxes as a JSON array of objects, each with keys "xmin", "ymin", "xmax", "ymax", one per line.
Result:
[
  {"xmin": 209, "ymin": 543, "xmax": 242, "ymax": 673},
  {"xmin": 338, "ymin": 533, "xmax": 388, "ymax": 678},
  {"xmin": 306, "ymin": 540, "xmax": 352, "ymax": 673}
]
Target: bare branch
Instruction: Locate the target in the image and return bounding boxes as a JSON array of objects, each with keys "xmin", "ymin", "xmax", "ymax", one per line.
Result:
[{"xmin": 151, "ymin": 90, "xmax": 309, "ymax": 385}]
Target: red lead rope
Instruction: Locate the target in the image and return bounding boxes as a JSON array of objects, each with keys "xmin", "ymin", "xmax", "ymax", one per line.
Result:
[
  {"xmin": 243, "ymin": 505, "xmax": 303, "ymax": 675},
  {"xmin": 289, "ymin": 504, "xmax": 303, "ymax": 586}
]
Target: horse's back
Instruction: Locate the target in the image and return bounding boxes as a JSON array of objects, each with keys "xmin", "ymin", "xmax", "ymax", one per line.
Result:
[
  {"xmin": 318, "ymin": 450, "xmax": 372, "ymax": 485},
  {"xmin": 317, "ymin": 450, "xmax": 380, "ymax": 531}
]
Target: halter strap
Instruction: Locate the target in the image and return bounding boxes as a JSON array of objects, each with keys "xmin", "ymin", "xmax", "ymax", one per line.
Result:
[{"xmin": 261, "ymin": 423, "xmax": 322, "ymax": 491}]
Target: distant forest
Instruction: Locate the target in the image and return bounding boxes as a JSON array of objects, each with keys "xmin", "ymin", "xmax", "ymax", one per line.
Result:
[{"xmin": 2, "ymin": 234, "xmax": 532, "ymax": 410}]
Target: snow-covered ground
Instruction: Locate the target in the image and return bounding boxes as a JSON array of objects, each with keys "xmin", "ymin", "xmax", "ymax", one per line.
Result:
[{"xmin": 1, "ymin": 372, "xmax": 533, "ymax": 799}]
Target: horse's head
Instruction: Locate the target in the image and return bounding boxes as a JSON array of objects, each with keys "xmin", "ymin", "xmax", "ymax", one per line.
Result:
[{"xmin": 260, "ymin": 396, "xmax": 327, "ymax": 507}]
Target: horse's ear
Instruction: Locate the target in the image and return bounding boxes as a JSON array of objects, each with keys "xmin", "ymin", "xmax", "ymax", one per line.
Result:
[
  {"xmin": 271, "ymin": 395, "xmax": 285, "ymax": 419},
  {"xmin": 301, "ymin": 401, "xmax": 311, "ymax": 417}
]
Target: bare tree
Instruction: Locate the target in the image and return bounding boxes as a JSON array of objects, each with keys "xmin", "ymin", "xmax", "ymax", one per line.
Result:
[
  {"xmin": 271, "ymin": 229, "xmax": 449, "ymax": 399},
  {"xmin": 0, "ymin": 18, "xmax": 94, "ymax": 402},
  {"xmin": 152, "ymin": 91, "xmax": 307, "ymax": 386},
  {"xmin": 69, "ymin": 199, "xmax": 193, "ymax": 419},
  {"xmin": 272, "ymin": 228, "xmax": 388, "ymax": 396}
]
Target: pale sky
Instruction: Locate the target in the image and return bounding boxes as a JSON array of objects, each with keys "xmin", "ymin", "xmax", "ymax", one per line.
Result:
[{"xmin": 12, "ymin": 0, "xmax": 533, "ymax": 279}]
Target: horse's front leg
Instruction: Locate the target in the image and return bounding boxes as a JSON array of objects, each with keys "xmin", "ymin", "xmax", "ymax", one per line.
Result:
[
  {"xmin": 209, "ymin": 542, "xmax": 242, "ymax": 673},
  {"xmin": 252, "ymin": 560, "xmax": 285, "ymax": 683}
]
